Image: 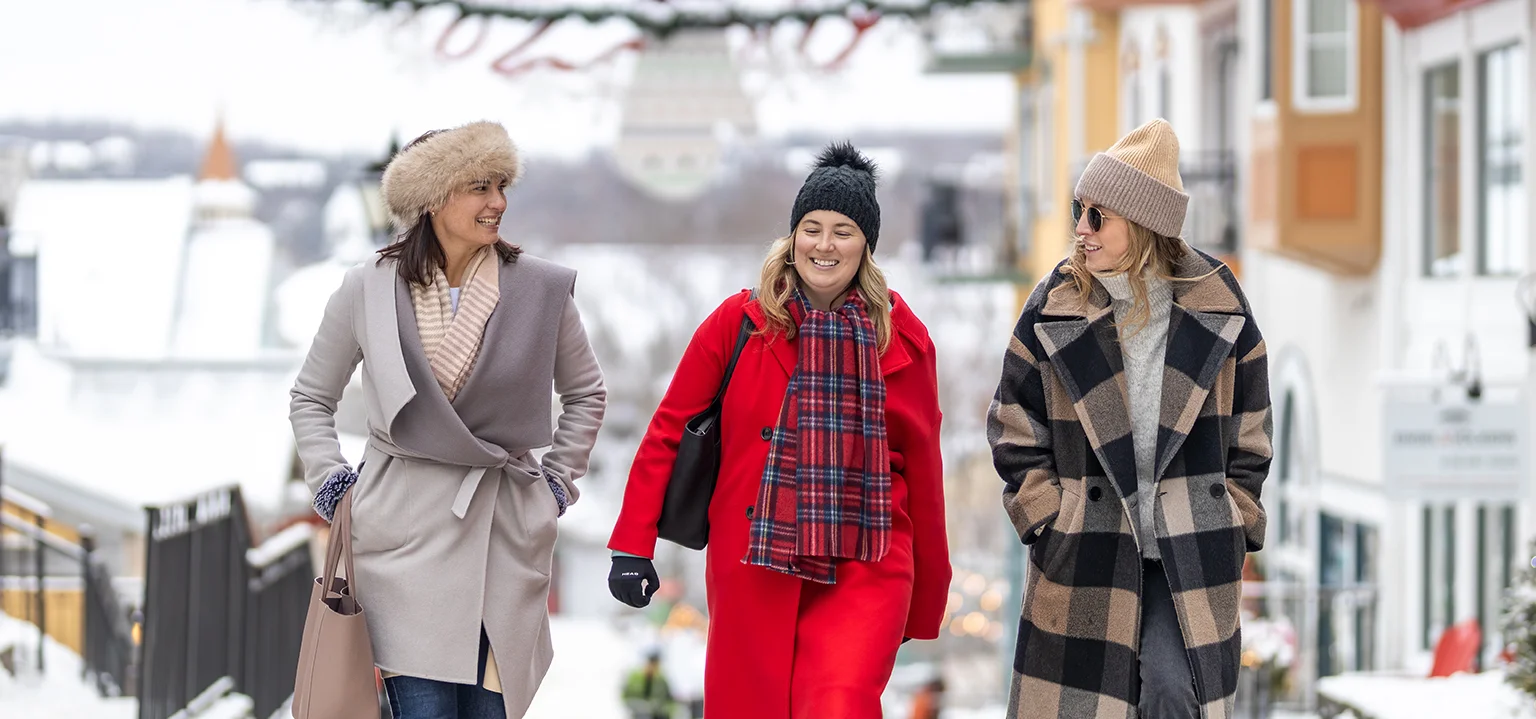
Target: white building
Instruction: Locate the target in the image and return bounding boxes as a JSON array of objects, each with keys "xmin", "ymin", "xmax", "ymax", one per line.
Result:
[
  {"xmin": 612, "ymin": 28, "xmax": 758, "ymax": 201},
  {"xmin": 1228, "ymin": 0, "xmax": 1534, "ymax": 702},
  {"xmin": 0, "ymin": 122, "xmax": 298, "ymax": 579}
]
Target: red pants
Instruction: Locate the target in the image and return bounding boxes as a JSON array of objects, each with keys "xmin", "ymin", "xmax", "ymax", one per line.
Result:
[{"xmin": 788, "ymin": 553, "xmax": 911, "ymax": 719}]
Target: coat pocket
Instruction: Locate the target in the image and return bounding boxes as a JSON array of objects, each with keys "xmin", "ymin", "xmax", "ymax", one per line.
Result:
[
  {"xmin": 1033, "ymin": 482, "xmax": 1082, "ymax": 579},
  {"xmin": 518, "ymin": 476, "xmax": 559, "ymax": 576},
  {"xmin": 348, "ymin": 455, "xmax": 411, "ymax": 553},
  {"xmin": 1222, "ymin": 480, "xmax": 1266, "ymax": 552}
]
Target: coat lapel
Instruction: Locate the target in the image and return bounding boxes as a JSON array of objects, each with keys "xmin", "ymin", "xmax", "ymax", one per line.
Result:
[
  {"xmin": 363, "ymin": 260, "xmax": 418, "ymax": 433},
  {"xmin": 1034, "ymin": 280, "xmax": 1139, "ymax": 502},
  {"xmin": 1152, "ymin": 307, "xmax": 1245, "ymax": 481},
  {"xmin": 1152, "ymin": 248, "xmax": 1249, "ymax": 482}
]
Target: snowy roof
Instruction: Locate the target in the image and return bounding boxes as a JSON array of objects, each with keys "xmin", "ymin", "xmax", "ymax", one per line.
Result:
[
  {"xmin": 193, "ymin": 178, "xmax": 257, "ymax": 216},
  {"xmin": 245, "ymin": 159, "xmax": 327, "ymax": 189},
  {"xmin": 10, "ymin": 177, "xmax": 195, "ymax": 357}
]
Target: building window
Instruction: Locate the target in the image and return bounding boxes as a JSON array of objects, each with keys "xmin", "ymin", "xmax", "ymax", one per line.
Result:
[
  {"xmin": 1424, "ymin": 63, "xmax": 1462, "ymax": 277},
  {"xmin": 1258, "ymin": 0, "xmax": 1274, "ymax": 103},
  {"xmin": 1421, "ymin": 505, "xmax": 1433, "ymax": 650},
  {"xmin": 1293, "ymin": 0, "xmax": 1355, "ymax": 110},
  {"xmin": 6, "ymin": 255, "xmax": 36, "ymax": 336},
  {"xmin": 1126, "ymin": 78, "xmax": 1142, "ymax": 131},
  {"xmin": 1477, "ymin": 43, "xmax": 1526, "ymax": 276},
  {"xmin": 1154, "ymin": 27, "xmax": 1171, "ymax": 122},
  {"xmin": 1158, "ymin": 65, "xmax": 1171, "ymax": 121},
  {"xmin": 1444, "ymin": 504, "xmax": 1456, "ymax": 643},
  {"xmin": 1035, "ymin": 78, "xmax": 1056, "ymax": 215},
  {"xmin": 1122, "ymin": 43, "xmax": 1142, "ymax": 133},
  {"xmin": 1274, "ymin": 391, "xmax": 1295, "ymax": 545}
]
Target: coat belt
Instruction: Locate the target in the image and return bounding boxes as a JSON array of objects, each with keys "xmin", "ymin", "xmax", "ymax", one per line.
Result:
[{"xmin": 451, "ymin": 454, "xmax": 542, "ymax": 520}]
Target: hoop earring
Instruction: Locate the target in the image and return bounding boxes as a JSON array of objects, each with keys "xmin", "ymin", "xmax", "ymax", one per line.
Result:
[{"xmin": 784, "ymin": 255, "xmax": 796, "ymax": 266}]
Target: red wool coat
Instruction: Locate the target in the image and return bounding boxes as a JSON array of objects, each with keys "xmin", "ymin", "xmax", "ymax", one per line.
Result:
[{"xmin": 609, "ymin": 290, "xmax": 951, "ymax": 719}]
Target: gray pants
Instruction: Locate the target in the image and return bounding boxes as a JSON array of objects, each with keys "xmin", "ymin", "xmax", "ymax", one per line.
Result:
[{"xmin": 1139, "ymin": 560, "xmax": 1198, "ymax": 718}]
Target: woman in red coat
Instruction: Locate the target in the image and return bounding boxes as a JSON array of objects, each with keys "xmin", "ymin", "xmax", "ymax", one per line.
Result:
[{"xmin": 607, "ymin": 142, "xmax": 951, "ymax": 719}]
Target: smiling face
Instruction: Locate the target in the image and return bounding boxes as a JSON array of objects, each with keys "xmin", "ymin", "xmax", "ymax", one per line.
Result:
[
  {"xmin": 792, "ymin": 209, "xmax": 866, "ymax": 309},
  {"xmin": 432, "ymin": 177, "xmax": 509, "ymax": 251},
  {"xmin": 1073, "ymin": 198, "xmax": 1131, "ymax": 273}
]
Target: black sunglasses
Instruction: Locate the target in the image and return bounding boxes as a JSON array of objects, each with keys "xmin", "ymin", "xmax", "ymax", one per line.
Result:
[{"xmin": 1071, "ymin": 199, "xmax": 1121, "ymax": 233}]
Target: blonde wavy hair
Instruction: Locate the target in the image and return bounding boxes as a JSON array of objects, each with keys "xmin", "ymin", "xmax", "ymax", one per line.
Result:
[
  {"xmin": 1062, "ymin": 220, "xmax": 1192, "ymax": 338},
  {"xmin": 755, "ymin": 234, "xmax": 893, "ymax": 353}
]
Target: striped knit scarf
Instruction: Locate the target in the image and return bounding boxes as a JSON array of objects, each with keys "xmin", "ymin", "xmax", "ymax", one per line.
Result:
[
  {"xmin": 410, "ymin": 245, "xmax": 500, "ymax": 402},
  {"xmin": 745, "ymin": 289, "xmax": 891, "ymax": 584}
]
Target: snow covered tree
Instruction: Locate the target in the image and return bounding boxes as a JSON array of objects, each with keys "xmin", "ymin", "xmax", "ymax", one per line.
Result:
[{"xmin": 1502, "ymin": 540, "xmax": 1536, "ymax": 698}]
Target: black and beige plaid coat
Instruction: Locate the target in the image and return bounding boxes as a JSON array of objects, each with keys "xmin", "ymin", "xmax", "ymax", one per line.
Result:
[{"xmin": 988, "ymin": 247, "xmax": 1272, "ymax": 719}]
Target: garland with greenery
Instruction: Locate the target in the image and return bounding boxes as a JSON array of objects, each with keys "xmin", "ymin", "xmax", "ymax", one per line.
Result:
[{"xmin": 317, "ymin": 0, "xmax": 1006, "ymax": 38}]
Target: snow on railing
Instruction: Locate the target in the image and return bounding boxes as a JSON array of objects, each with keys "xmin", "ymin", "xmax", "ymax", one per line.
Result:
[
  {"xmin": 0, "ymin": 511, "xmax": 82, "ymax": 559},
  {"xmin": 245, "ymin": 523, "xmax": 313, "ymax": 569},
  {"xmin": 1, "ymin": 484, "xmax": 52, "ymax": 518}
]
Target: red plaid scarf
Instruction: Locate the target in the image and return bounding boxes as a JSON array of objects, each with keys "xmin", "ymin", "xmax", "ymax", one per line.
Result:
[{"xmin": 745, "ymin": 289, "xmax": 891, "ymax": 584}]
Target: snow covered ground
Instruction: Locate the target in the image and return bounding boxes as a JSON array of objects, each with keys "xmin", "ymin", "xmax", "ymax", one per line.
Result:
[
  {"xmin": 1318, "ymin": 670, "xmax": 1536, "ymax": 719},
  {"xmin": 0, "ymin": 610, "xmax": 639, "ymax": 719},
  {"xmin": 525, "ymin": 616, "xmax": 638, "ymax": 719},
  {"xmin": 0, "ymin": 610, "xmax": 137, "ymax": 719}
]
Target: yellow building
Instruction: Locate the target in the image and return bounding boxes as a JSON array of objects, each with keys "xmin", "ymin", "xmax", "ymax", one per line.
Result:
[
  {"xmin": 1247, "ymin": 0, "xmax": 1385, "ymax": 274},
  {"xmin": 1019, "ymin": 2, "xmax": 1124, "ymax": 282}
]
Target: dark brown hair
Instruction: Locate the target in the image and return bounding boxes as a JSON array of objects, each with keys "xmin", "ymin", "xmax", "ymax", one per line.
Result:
[{"xmin": 376, "ymin": 129, "xmax": 521, "ymax": 286}]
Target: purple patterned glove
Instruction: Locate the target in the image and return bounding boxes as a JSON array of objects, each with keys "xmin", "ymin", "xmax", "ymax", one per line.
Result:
[
  {"xmin": 313, "ymin": 465, "xmax": 358, "ymax": 523},
  {"xmin": 543, "ymin": 468, "xmax": 569, "ymax": 517}
]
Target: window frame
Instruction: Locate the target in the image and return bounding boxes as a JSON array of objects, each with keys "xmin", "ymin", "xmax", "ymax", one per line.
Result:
[
  {"xmin": 1256, "ymin": 0, "xmax": 1276, "ymax": 110},
  {"xmin": 1292, "ymin": 0, "xmax": 1359, "ymax": 113},
  {"xmin": 1422, "ymin": 60, "xmax": 1464, "ymax": 279},
  {"xmin": 1474, "ymin": 42, "xmax": 1526, "ymax": 276}
]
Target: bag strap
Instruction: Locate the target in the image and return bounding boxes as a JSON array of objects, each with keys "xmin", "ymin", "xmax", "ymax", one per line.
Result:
[
  {"xmin": 709, "ymin": 291, "xmax": 757, "ymax": 407},
  {"xmin": 322, "ymin": 490, "xmax": 357, "ymax": 598}
]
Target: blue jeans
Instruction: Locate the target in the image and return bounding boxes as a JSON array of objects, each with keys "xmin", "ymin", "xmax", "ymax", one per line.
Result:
[{"xmin": 384, "ymin": 629, "xmax": 506, "ymax": 719}]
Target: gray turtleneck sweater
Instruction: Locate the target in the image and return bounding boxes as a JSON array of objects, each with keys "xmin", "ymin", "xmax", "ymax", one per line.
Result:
[{"xmin": 1098, "ymin": 271, "xmax": 1173, "ymax": 560}]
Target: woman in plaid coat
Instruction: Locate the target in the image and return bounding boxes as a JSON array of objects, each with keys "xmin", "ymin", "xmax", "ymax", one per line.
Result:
[
  {"xmin": 607, "ymin": 142, "xmax": 951, "ymax": 719},
  {"xmin": 989, "ymin": 119, "xmax": 1273, "ymax": 719}
]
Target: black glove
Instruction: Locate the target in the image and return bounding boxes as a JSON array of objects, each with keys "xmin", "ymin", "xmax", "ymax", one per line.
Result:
[{"xmin": 609, "ymin": 556, "xmax": 660, "ymax": 608}]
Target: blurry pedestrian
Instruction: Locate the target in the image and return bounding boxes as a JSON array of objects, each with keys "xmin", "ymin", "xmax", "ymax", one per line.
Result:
[
  {"xmin": 607, "ymin": 142, "xmax": 952, "ymax": 719},
  {"xmin": 622, "ymin": 649, "xmax": 677, "ymax": 719},
  {"xmin": 908, "ymin": 677, "xmax": 945, "ymax": 719},
  {"xmin": 988, "ymin": 118, "xmax": 1272, "ymax": 719},
  {"xmin": 290, "ymin": 121, "xmax": 606, "ymax": 719}
]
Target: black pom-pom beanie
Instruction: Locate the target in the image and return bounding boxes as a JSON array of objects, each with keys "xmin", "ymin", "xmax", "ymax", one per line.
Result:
[{"xmin": 789, "ymin": 141, "xmax": 881, "ymax": 252}]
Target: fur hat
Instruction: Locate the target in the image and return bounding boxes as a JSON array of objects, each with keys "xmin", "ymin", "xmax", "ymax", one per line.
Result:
[
  {"xmin": 790, "ymin": 141, "xmax": 882, "ymax": 252},
  {"xmin": 381, "ymin": 121, "xmax": 523, "ymax": 230},
  {"xmin": 1073, "ymin": 118, "xmax": 1188, "ymax": 238}
]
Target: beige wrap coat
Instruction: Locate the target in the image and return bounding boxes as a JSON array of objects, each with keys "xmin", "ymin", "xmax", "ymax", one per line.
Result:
[{"xmin": 289, "ymin": 254, "xmax": 605, "ymax": 717}]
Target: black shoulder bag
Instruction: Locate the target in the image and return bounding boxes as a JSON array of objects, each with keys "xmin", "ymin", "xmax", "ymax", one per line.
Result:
[{"xmin": 656, "ymin": 303, "xmax": 756, "ymax": 550}]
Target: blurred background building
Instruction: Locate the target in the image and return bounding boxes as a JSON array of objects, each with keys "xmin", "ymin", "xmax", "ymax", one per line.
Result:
[{"xmin": 0, "ymin": 0, "xmax": 1534, "ymax": 717}]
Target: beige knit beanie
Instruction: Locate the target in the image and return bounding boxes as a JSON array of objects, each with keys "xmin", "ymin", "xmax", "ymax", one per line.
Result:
[{"xmin": 1073, "ymin": 118, "xmax": 1188, "ymax": 238}]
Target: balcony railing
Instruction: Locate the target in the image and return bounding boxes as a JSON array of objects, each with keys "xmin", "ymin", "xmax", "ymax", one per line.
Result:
[{"xmin": 1180, "ymin": 150, "xmax": 1239, "ymax": 257}]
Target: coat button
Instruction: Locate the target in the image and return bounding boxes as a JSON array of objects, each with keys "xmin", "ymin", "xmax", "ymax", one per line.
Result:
[
  {"xmin": 746, "ymin": 506, "xmax": 754, "ymax": 518},
  {"xmin": 760, "ymin": 426, "xmax": 773, "ymax": 441},
  {"xmin": 1088, "ymin": 486, "xmax": 1102, "ymax": 502},
  {"xmin": 1210, "ymin": 483, "xmax": 1226, "ymax": 498}
]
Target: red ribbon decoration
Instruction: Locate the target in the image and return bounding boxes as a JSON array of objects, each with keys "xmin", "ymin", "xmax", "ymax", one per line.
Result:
[{"xmin": 434, "ymin": 13, "xmax": 491, "ymax": 60}]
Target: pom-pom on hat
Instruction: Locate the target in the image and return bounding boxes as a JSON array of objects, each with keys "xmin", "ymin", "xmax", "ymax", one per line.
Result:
[{"xmin": 789, "ymin": 141, "xmax": 882, "ymax": 251}]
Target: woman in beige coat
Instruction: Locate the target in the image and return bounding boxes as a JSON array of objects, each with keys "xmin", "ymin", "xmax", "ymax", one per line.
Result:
[{"xmin": 289, "ymin": 121, "xmax": 606, "ymax": 719}]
